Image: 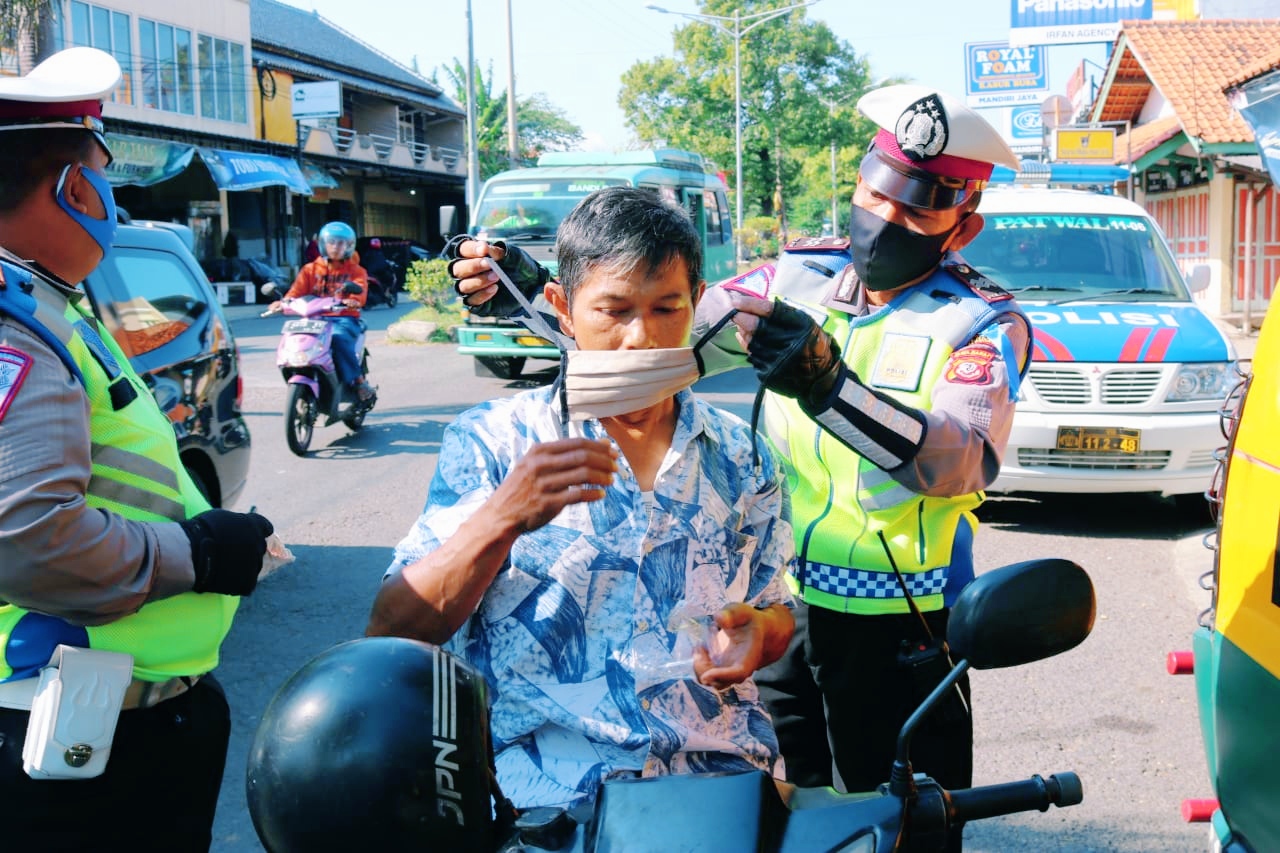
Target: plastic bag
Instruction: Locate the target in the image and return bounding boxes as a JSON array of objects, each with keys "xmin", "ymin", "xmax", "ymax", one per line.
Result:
[
  {"xmin": 259, "ymin": 533, "xmax": 296, "ymax": 579},
  {"xmin": 620, "ymin": 606, "xmax": 727, "ymax": 683}
]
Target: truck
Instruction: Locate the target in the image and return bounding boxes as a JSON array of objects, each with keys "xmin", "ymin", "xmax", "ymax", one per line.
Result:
[{"xmin": 455, "ymin": 149, "xmax": 735, "ymax": 379}]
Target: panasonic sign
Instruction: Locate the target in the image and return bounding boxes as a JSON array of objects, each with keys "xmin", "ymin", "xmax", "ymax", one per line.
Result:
[{"xmin": 1009, "ymin": 0, "xmax": 1153, "ymax": 46}]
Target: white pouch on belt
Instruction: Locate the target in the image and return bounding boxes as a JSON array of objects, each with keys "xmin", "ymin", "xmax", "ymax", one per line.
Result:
[{"xmin": 22, "ymin": 645, "xmax": 133, "ymax": 780}]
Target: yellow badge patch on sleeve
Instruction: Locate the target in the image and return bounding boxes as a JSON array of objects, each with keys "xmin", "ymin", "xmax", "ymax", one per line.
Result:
[{"xmin": 0, "ymin": 346, "xmax": 34, "ymax": 423}]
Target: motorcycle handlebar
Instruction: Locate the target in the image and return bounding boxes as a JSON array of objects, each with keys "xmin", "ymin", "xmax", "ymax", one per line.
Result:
[{"xmin": 947, "ymin": 772, "xmax": 1083, "ymax": 823}]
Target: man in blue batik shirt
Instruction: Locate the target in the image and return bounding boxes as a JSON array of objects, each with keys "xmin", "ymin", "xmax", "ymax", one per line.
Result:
[{"xmin": 367, "ymin": 186, "xmax": 796, "ymax": 810}]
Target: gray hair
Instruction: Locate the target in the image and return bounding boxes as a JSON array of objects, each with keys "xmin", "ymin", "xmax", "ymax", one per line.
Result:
[{"xmin": 555, "ymin": 185, "xmax": 703, "ymax": 303}]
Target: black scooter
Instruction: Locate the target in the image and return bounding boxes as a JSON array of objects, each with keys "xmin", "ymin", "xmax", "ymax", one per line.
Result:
[{"xmin": 364, "ymin": 272, "xmax": 399, "ymax": 308}]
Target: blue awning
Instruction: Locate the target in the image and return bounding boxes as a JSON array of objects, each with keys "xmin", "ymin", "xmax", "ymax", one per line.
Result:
[
  {"xmin": 1230, "ymin": 67, "xmax": 1280, "ymax": 188},
  {"xmin": 104, "ymin": 133, "xmax": 196, "ymax": 187},
  {"xmin": 198, "ymin": 148, "xmax": 312, "ymax": 194},
  {"xmin": 299, "ymin": 160, "xmax": 339, "ymax": 190}
]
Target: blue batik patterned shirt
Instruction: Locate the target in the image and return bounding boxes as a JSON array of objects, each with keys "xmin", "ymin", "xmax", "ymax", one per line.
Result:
[{"xmin": 387, "ymin": 385, "xmax": 796, "ymax": 810}]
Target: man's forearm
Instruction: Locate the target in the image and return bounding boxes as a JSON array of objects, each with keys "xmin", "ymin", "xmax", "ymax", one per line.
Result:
[{"xmin": 367, "ymin": 518, "xmax": 521, "ymax": 644}]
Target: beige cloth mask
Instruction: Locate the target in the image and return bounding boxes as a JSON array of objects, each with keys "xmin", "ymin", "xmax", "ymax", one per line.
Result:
[
  {"xmin": 564, "ymin": 347, "xmax": 700, "ymax": 420},
  {"xmin": 483, "ymin": 258, "xmax": 738, "ymax": 426}
]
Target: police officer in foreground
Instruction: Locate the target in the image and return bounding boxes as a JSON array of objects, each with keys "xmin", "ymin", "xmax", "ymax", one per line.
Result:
[
  {"xmin": 0, "ymin": 47, "xmax": 274, "ymax": 850},
  {"xmin": 450, "ymin": 84, "xmax": 1034, "ymax": 851}
]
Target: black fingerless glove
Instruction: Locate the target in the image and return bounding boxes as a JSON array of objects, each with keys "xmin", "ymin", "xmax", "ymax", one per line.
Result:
[
  {"xmin": 747, "ymin": 300, "xmax": 846, "ymax": 407},
  {"xmin": 442, "ymin": 235, "xmax": 550, "ymax": 318},
  {"xmin": 180, "ymin": 509, "xmax": 275, "ymax": 596}
]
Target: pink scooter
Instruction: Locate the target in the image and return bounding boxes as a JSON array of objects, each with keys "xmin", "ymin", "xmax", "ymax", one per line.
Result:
[{"xmin": 262, "ymin": 283, "xmax": 376, "ymax": 456}]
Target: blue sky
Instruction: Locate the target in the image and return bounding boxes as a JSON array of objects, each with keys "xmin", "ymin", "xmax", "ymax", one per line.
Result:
[{"xmin": 280, "ymin": 0, "xmax": 1109, "ymax": 149}]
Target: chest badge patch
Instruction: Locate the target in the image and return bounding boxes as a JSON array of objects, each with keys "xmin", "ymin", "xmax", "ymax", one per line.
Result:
[
  {"xmin": 870, "ymin": 333, "xmax": 932, "ymax": 392},
  {"xmin": 0, "ymin": 346, "xmax": 34, "ymax": 424}
]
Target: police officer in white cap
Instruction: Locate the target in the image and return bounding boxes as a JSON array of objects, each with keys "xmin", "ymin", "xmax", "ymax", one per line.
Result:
[
  {"xmin": 0, "ymin": 47, "xmax": 274, "ymax": 850},
  {"xmin": 713, "ymin": 84, "xmax": 1034, "ymax": 850}
]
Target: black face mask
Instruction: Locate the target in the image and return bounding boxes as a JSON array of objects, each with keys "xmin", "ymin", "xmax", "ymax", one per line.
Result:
[{"xmin": 848, "ymin": 204, "xmax": 959, "ymax": 292}]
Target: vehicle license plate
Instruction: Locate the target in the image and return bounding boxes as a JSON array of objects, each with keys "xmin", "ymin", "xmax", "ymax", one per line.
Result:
[
  {"xmin": 1055, "ymin": 426, "xmax": 1141, "ymax": 454},
  {"xmin": 283, "ymin": 319, "xmax": 328, "ymax": 335}
]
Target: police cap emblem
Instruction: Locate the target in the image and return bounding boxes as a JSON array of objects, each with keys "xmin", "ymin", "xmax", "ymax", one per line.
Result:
[{"xmin": 894, "ymin": 95, "xmax": 949, "ymax": 162}]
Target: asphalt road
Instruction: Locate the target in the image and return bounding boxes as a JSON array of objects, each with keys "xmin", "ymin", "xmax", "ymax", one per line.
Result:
[{"xmin": 207, "ymin": 302, "xmax": 1220, "ymax": 851}]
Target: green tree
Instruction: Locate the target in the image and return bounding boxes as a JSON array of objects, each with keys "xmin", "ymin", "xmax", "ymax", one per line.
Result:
[
  {"xmin": 620, "ymin": 0, "xmax": 882, "ymax": 237},
  {"xmin": 434, "ymin": 59, "xmax": 583, "ymax": 181}
]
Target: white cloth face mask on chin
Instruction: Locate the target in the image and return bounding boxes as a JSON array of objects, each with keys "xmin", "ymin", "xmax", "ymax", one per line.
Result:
[
  {"xmin": 483, "ymin": 258, "xmax": 739, "ymax": 426},
  {"xmin": 564, "ymin": 347, "xmax": 700, "ymax": 420}
]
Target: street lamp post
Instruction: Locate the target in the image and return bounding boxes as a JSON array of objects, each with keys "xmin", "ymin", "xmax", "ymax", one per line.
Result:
[
  {"xmin": 647, "ymin": 2, "xmax": 820, "ymax": 264},
  {"xmin": 817, "ymin": 90, "xmax": 858, "ymax": 236}
]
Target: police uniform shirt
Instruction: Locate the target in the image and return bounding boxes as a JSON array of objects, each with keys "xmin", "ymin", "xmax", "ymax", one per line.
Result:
[{"xmin": 0, "ymin": 295, "xmax": 196, "ymax": 623}]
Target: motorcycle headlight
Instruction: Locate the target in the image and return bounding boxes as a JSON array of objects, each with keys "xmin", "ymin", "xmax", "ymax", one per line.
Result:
[{"xmin": 1166, "ymin": 363, "xmax": 1233, "ymax": 402}]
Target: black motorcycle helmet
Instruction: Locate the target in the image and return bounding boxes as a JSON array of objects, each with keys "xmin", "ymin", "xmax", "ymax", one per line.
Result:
[{"xmin": 246, "ymin": 637, "xmax": 498, "ymax": 852}]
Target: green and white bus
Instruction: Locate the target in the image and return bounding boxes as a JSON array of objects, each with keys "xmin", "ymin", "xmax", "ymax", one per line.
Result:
[{"xmin": 456, "ymin": 148, "xmax": 735, "ymax": 379}]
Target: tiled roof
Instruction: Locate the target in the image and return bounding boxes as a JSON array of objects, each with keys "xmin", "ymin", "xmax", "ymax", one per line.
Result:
[
  {"xmin": 1095, "ymin": 19, "xmax": 1280, "ymax": 145},
  {"xmin": 1113, "ymin": 114, "xmax": 1182, "ymax": 164},
  {"xmin": 1223, "ymin": 45, "xmax": 1280, "ymax": 91},
  {"xmin": 250, "ymin": 0, "xmax": 461, "ymax": 116}
]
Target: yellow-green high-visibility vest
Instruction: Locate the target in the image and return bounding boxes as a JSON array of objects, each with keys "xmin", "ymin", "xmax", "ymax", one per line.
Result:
[
  {"xmin": 765, "ymin": 268, "xmax": 1019, "ymax": 616},
  {"xmin": 0, "ymin": 266, "xmax": 237, "ymax": 682}
]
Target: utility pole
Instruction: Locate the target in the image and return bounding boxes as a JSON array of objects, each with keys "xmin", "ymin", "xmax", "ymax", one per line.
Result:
[
  {"xmin": 506, "ymin": 0, "xmax": 519, "ymax": 169},
  {"xmin": 465, "ymin": 0, "xmax": 481, "ymax": 214}
]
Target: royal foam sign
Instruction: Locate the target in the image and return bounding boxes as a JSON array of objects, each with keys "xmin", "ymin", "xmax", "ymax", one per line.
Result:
[
  {"xmin": 1009, "ymin": 0, "xmax": 1153, "ymax": 46},
  {"xmin": 965, "ymin": 42, "xmax": 1047, "ymax": 107}
]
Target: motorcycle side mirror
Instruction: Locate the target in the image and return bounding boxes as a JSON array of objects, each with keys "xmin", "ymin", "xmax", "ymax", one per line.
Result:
[
  {"xmin": 341, "ymin": 282, "xmax": 363, "ymax": 296},
  {"xmin": 947, "ymin": 558, "xmax": 1095, "ymax": 670},
  {"xmin": 888, "ymin": 558, "xmax": 1094, "ymax": 798},
  {"xmin": 439, "ymin": 204, "xmax": 459, "ymax": 238},
  {"xmin": 261, "ymin": 282, "xmax": 279, "ymax": 298}
]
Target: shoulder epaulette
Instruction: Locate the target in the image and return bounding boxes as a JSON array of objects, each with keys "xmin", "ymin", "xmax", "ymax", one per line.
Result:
[
  {"xmin": 942, "ymin": 261, "xmax": 1013, "ymax": 304},
  {"xmin": 783, "ymin": 236, "xmax": 852, "ymax": 254}
]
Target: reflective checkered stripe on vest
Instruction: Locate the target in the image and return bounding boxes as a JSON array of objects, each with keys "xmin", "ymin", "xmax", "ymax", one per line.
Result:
[
  {"xmin": 765, "ymin": 268, "xmax": 1003, "ymax": 616},
  {"xmin": 0, "ymin": 266, "xmax": 235, "ymax": 683}
]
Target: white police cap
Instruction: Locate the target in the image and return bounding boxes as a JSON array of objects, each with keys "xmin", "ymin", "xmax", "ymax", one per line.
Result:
[
  {"xmin": 0, "ymin": 46, "xmax": 120, "ymax": 158},
  {"xmin": 854, "ymin": 84, "xmax": 1019, "ymax": 209},
  {"xmin": 859, "ymin": 84, "xmax": 1020, "ymax": 172}
]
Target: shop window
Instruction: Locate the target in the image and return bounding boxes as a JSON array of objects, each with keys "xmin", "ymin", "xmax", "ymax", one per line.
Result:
[
  {"xmin": 70, "ymin": 1, "xmax": 132, "ymax": 105},
  {"xmin": 138, "ymin": 17, "xmax": 193, "ymax": 115},
  {"xmin": 196, "ymin": 33, "xmax": 248, "ymax": 124}
]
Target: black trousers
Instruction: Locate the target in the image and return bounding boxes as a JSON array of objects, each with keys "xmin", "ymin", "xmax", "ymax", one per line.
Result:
[
  {"xmin": 757, "ymin": 601, "xmax": 973, "ymax": 846},
  {"xmin": 0, "ymin": 675, "xmax": 230, "ymax": 852}
]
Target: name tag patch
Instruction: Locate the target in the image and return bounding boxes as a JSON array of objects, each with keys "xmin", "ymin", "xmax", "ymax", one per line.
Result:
[
  {"xmin": 0, "ymin": 346, "xmax": 34, "ymax": 424},
  {"xmin": 870, "ymin": 333, "xmax": 931, "ymax": 391}
]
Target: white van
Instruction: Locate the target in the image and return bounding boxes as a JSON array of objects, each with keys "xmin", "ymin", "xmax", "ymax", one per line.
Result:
[{"xmin": 959, "ymin": 187, "xmax": 1236, "ymax": 508}]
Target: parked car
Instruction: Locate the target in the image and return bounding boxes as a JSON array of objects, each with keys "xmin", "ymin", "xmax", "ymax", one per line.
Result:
[
  {"xmin": 960, "ymin": 186, "xmax": 1234, "ymax": 510},
  {"xmin": 81, "ymin": 224, "xmax": 251, "ymax": 508}
]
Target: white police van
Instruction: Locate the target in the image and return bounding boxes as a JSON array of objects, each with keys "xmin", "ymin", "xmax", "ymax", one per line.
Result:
[{"xmin": 960, "ymin": 182, "xmax": 1235, "ymax": 508}]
